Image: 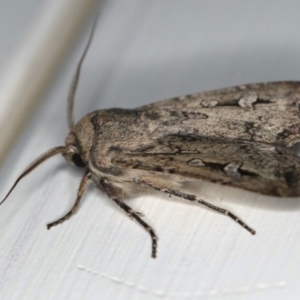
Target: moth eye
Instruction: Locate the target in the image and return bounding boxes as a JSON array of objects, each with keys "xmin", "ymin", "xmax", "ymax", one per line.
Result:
[
  {"xmin": 72, "ymin": 153, "xmax": 85, "ymax": 168},
  {"xmin": 293, "ymin": 142, "xmax": 300, "ymax": 157}
]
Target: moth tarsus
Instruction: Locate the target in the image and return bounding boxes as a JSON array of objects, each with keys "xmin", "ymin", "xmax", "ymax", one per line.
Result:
[
  {"xmin": 2, "ymin": 16, "xmax": 300, "ymax": 259},
  {"xmin": 111, "ymin": 197, "xmax": 158, "ymax": 259},
  {"xmin": 46, "ymin": 171, "xmax": 90, "ymax": 230}
]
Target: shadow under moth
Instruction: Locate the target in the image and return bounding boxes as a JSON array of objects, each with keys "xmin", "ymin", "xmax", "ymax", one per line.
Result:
[{"xmin": 2, "ymin": 20, "xmax": 300, "ymax": 259}]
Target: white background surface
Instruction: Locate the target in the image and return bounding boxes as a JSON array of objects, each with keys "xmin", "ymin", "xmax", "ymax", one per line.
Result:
[{"xmin": 1, "ymin": 1, "xmax": 300, "ymax": 299}]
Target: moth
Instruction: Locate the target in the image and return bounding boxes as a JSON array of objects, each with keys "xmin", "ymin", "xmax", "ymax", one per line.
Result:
[{"xmin": 2, "ymin": 19, "xmax": 300, "ymax": 259}]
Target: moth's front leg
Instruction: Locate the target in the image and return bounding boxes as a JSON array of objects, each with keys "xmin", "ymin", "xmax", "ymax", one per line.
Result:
[
  {"xmin": 98, "ymin": 179, "xmax": 158, "ymax": 258},
  {"xmin": 47, "ymin": 171, "xmax": 90, "ymax": 229}
]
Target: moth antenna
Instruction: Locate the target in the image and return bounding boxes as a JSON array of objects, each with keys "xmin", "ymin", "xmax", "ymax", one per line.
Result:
[
  {"xmin": 68, "ymin": 14, "xmax": 99, "ymax": 130},
  {"xmin": 0, "ymin": 146, "xmax": 67, "ymax": 206}
]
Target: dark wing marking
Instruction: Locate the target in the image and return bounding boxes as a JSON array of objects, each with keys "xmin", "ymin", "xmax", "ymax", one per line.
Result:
[{"xmin": 114, "ymin": 135, "xmax": 300, "ymax": 197}]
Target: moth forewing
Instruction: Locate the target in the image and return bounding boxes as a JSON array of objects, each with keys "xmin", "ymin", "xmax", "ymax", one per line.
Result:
[
  {"xmin": 3, "ymin": 16, "xmax": 300, "ymax": 259},
  {"xmin": 134, "ymin": 81, "xmax": 300, "ymax": 198}
]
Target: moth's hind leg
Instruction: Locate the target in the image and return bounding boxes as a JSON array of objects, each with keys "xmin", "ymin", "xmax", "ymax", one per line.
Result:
[
  {"xmin": 138, "ymin": 178, "xmax": 256, "ymax": 235},
  {"xmin": 47, "ymin": 171, "xmax": 90, "ymax": 230}
]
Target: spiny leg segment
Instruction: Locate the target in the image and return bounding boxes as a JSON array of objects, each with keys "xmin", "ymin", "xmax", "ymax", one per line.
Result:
[
  {"xmin": 137, "ymin": 179, "xmax": 256, "ymax": 235},
  {"xmin": 47, "ymin": 171, "xmax": 90, "ymax": 229},
  {"xmin": 112, "ymin": 197, "xmax": 158, "ymax": 258}
]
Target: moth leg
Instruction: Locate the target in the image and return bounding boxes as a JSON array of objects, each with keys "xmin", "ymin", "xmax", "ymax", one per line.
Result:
[
  {"xmin": 138, "ymin": 179, "xmax": 256, "ymax": 235},
  {"xmin": 112, "ymin": 198, "xmax": 158, "ymax": 258},
  {"xmin": 47, "ymin": 171, "xmax": 90, "ymax": 230},
  {"xmin": 129, "ymin": 210, "xmax": 145, "ymax": 218},
  {"xmin": 98, "ymin": 179, "xmax": 157, "ymax": 258}
]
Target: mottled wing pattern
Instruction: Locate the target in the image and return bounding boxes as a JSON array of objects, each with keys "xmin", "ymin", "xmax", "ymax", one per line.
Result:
[
  {"xmin": 115, "ymin": 82, "xmax": 300, "ymax": 197},
  {"xmin": 138, "ymin": 82, "xmax": 300, "ymax": 148}
]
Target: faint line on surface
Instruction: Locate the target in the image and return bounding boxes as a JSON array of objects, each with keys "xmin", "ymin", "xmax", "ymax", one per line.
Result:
[{"xmin": 76, "ymin": 264, "xmax": 287, "ymax": 298}]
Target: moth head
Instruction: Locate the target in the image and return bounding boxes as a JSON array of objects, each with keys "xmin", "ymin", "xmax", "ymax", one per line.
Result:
[{"xmin": 63, "ymin": 131, "xmax": 85, "ymax": 168}]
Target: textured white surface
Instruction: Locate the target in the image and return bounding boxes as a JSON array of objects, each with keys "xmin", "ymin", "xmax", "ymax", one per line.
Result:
[{"xmin": 1, "ymin": 1, "xmax": 300, "ymax": 299}]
